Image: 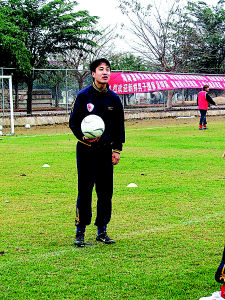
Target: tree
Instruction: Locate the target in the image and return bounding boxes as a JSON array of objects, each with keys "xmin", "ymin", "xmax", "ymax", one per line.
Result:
[
  {"xmin": 109, "ymin": 53, "xmax": 150, "ymax": 71},
  {"xmin": 51, "ymin": 25, "xmax": 118, "ymax": 91},
  {"xmin": 0, "ymin": 4, "xmax": 31, "ymax": 73},
  {"xmin": 0, "ymin": 0, "xmax": 99, "ymax": 114},
  {"xmin": 119, "ymin": 0, "xmax": 195, "ymax": 72},
  {"xmin": 118, "ymin": 0, "xmax": 197, "ymax": 108},
  {"xmin": 185, "ymin": 0, "xmax": 225, "ymax": 74},
  {"xmin": 0, "ymin": 4, "xmax": 33, "ymax": 109},
  {"xmin": 109, "ymin": 53, "xmax": 150, "ymax": 107}
]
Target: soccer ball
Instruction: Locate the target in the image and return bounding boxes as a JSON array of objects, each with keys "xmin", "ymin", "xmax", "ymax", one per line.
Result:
[{"xmin": 81, "ymin": 114, "xmax": 105, "ymax": 139}]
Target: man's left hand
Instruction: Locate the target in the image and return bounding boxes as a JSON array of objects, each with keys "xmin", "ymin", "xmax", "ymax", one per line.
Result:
[{"xmin": 112, "ymin": 152, "xmax": 120, "ymax": 165}]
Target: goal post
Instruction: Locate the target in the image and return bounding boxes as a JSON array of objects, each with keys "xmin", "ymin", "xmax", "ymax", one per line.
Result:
[{"xmin": 0, "ymin": 75, "xmax": 14, "ymax": 135}]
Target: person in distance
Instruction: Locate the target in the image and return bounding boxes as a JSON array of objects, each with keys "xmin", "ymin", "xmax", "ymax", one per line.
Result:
[{"xmin": 197, "ymin": 84, "xmax": 216, "ymax": 130}]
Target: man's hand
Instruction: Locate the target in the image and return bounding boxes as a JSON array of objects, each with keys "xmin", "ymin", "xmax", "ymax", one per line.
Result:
[
  {"xmin": 112, "ymin": 152, "xmax": 120, "ymax": 165},
  {"xmin": 83, "ymin": 136, "xmax": 100, "ymax": 143}
]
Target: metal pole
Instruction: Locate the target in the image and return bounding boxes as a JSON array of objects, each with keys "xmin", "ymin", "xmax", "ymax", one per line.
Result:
[
  {"xmin": 65, "ymin": 69, "xmax": 68, "ymax": 113},
  {"xmin": 9, "ymin": 76, "xmax": 14, "ymax": 135},
  {"xmin": 1, "ymin": 67, "xmax": 4, "ymax": 116}
]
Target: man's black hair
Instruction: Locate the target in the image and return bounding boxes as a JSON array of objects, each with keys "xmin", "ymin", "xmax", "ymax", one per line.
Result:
[
  {"xmin": 90, "ymin": 58, "xmax": 111, "ymax": 73},
  {"xmin": 203, "ymin": 84, "xmax": 209, "ymax": 91}
]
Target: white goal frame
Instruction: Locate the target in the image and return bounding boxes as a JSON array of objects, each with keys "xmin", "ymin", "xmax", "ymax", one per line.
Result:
[{"xmin": 0, "ymin": 75, "xmax": 14, "ymax": 135}]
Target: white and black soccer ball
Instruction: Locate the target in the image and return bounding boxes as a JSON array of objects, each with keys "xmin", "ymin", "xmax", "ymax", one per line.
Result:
[{"xmin": 81, "ymin": 114, "xmax": 105, "ymax": 139}]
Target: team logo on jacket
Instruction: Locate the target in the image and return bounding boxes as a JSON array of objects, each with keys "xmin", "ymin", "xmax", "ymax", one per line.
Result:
[{"xmin": 87, "ymin": 103, "xmax": 94, "ymax": 112}]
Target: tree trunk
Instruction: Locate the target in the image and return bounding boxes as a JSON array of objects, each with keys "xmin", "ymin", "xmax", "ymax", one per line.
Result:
[
  {"xmin": 167, "ymin": 90, "xmax": 173, "ymax": 109},
  {"xmin": 27, "ymin": 79, "xmax": 33, "ymax": 115},
  {"xmin": 74, "ymin": 71, "xmax": 90, "ymax": 91},
  {"xmin": 78, "ymin": 79, "xmax": 83, "ymax": 91},
  {"xmin": 182, "ymin": 89, "xmax": 185, "ymax": 105},
  {"xmin": 55, "ymin": 84, "xmax": 59, "ymax": 107},
  {"xmin": 124, "ymin": 95, "xmax": 129, "ymax": 107}
]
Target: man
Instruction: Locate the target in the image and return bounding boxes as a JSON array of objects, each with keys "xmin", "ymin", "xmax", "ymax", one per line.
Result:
[
  {"xmin": 197, "ymin": 84, "xmax": 216, "ymax": 130},
  {"xmin": 69, "ymin": 58, "xmax": 125, "ymax": 247}
]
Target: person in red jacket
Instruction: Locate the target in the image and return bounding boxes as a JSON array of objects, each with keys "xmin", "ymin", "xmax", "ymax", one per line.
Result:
[{"xmin": 197, "ymin": 85, "xmax": 216, "ymax": 130}]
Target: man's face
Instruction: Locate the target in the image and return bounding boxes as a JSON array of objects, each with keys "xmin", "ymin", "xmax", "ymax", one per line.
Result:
[
  {"xmin": 92, "ymin": 62, "xmax": 111, "ymax": 85},
  {"xmin": 205, "ymin": 87, "xmax": 209, "ymax": 92}
]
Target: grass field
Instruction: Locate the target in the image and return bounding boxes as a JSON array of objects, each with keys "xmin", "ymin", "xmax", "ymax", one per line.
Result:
[{"xmin": 0, "ymin": 116, "xmax": 225, "ymax": 300}]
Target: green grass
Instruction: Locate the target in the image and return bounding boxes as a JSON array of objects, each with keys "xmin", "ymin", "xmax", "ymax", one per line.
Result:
[{"xmin": 0, "ymin": 118, "xmax": 225, "ymax": 299}]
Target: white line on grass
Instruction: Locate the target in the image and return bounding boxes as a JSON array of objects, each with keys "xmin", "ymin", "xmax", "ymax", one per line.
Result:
[
  {"xmin": 126, "ymin": 125, "xmax": 188, "ymax": 131},
  {"xmin": 10, "ymin": 128, "xmax": 161, "ymax": 137},
  {"xmin": 8, "ymin": 124, "xmax": 190, "ymax": 138},
  {"xmin": 9, "ymin": 133, "xmax": 72, "ymax": 139},
  {"xmin": 0, "ymin": 248, "xmax": 77, "ymax": 269},
  {"xmin": 121, "ymin": 211, "xmax": 224, "ymax": 238},
  {"xmin": 1, "ymin": 212, "xmax": 223, "ymax": 269}
]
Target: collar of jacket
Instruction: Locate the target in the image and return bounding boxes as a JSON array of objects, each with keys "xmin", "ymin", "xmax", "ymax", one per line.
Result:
[{"xmin": 92, "ymin": 82, "xmax": 108, "ymax": 93}]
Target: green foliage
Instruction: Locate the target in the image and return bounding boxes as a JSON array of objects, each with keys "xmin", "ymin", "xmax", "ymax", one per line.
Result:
[
  {"xmin": 0, "ymin": 0, "xmax": 101, "ymax": 113},
  {"xmin": 0, "ymin": 5, "xmax": 31, "ymax": 73},
  {"xmin": 0, "ymin": 0, "xmax": 99, "ymax": 71},
  {"xmin": 109, "ymin": 53, "xmax": 150, "ymax": 71},
  {"xmin": 184, "ymin": 1, "xmax": 225, "ymax": 73}
]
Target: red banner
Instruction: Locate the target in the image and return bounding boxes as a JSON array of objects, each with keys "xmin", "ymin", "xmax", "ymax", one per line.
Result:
[{"xmin": 109, "ymin": 72, "xmax": 225, "ymax": 94}]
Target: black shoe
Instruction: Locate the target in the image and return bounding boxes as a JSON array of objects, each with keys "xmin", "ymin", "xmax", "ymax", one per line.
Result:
[
  {"xmin": 75, "ymin": 231, "xmax": 85, "ymax": 247},
  {"xmin": 96, "ymin": 232, "xmax": 115, "ymax": 244}
]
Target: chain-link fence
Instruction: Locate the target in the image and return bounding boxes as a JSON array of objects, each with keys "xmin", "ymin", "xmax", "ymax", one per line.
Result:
[
  {"xmin": 0, "ymin": 68, "xmax": 93, "ymax": 114},
  {"xmin": 1, "ymin": 67, "xmax": 225, "ymax": 116}
]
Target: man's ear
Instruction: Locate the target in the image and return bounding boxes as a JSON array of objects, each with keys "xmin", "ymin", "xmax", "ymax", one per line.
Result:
[{"xmin": 92, "ymin": 71, "xmax": 95, "ymax": 78}]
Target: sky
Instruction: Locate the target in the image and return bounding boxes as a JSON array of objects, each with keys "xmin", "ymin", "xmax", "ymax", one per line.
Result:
[
  {"xmin": 76, "ymin": 0, "xmax": 123, "ymax": 27},
  {"xmin": 76, "ymin": 0, "xmax": 127, "ymax": 52},
  {"xmin": 76, "ymin": 0, "xmax": 224, "ymax": 53}
]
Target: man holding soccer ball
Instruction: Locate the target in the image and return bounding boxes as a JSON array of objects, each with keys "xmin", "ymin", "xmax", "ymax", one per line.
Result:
[{"xmin": 69, "ymin": 58, "xmax": 125, "ymax": 247}]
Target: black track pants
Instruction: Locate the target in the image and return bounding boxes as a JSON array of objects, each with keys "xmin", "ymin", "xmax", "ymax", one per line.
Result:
[
  {"xmin": 199, "ymin": 109, "xmax": 207, "ymax": 125},
  {"xmin": 75, "ymin": 142, "xmax": 113, "ymax": 227}
]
